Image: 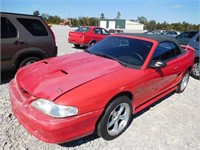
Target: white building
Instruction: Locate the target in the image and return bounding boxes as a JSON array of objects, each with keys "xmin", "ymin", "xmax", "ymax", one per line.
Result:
[{"xmin": 99, "ymin": 19, "xmax": 144, "ymax": 31}]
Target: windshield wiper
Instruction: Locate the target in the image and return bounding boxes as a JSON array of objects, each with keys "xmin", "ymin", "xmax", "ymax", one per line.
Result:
[
  {"xmin": 96, "ymin": 53, "xmax": 127, "ymax": 66},
  {"xmin": 86, "ymin": 51, "xmax": 127, "ymax": 66}
]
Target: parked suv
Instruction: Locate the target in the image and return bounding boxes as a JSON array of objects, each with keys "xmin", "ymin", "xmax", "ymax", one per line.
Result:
[
  {"xmin": 1, "ymin": 12, "xmax": 57, "ymax": 71},
  {"xmin": 188, "ymin": 31, "xmax": 200, "ymax": 80}
]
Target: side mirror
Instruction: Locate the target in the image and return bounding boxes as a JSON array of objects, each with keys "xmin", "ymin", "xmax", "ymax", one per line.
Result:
[{"xmin": 149, "ymin": 61, "xmax": 167, "ymax": 68}]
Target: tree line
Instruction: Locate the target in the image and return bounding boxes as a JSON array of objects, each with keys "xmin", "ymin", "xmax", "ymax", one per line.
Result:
[
  {"xmin": 133, "ymin": 16, "xmax": 199, "ymax": 32},
  {"xmin": 33, "ymin": 10, "xmax": 199, "ymax": 31}
]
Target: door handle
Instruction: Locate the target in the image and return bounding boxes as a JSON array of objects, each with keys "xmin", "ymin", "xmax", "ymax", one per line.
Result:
[{"xmin": 14, "ymin": 40, "xmax": 25, "ymax": 45}]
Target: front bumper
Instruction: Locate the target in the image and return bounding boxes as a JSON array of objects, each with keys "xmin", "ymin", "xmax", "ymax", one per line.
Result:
[{"xmin": 9, "ymin": 79, "xmax": 103, "ymax": 143}]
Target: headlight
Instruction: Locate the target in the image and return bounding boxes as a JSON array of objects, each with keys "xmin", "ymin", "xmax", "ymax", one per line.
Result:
[{"xmin": 31, "ymin": 99, "xmax": 78, "ymax": 118}]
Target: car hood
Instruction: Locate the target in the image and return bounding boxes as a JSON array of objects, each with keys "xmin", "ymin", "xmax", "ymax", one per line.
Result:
[{"xmin": 16, "ymin": 52, "xmax": 123, "ymax": 101}]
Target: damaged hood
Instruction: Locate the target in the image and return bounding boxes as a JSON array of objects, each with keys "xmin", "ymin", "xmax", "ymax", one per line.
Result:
[{"xmin": 16, "ymin": 52, "xmax": 123, "ymax": 100}]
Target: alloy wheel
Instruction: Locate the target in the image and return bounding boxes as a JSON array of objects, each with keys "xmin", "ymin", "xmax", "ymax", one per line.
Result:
[{"xmin": 107, "ymin": 103, "xmax": 130, "ymax": 136}]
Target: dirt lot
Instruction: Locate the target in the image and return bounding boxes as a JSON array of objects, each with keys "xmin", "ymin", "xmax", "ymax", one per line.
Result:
[{"xmin": 0, "ymin": 25, "xmax": 200, "ymax": 150}]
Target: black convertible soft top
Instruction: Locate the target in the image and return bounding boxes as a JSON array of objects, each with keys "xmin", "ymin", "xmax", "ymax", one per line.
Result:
[{"xmin": 119, "ymin": 33, "xmax": 182, "ymax": 48}]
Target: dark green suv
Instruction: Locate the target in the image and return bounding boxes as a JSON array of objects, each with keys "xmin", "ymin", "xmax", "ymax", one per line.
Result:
[{"xmin": 1, "ymin": 12, "xmax": 57, "ymax": 71}]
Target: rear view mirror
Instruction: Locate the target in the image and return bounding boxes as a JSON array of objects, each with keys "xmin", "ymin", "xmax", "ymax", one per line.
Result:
[{"xmin": 149, "ymin": 61, "xmax": 167, "ymax": 68}]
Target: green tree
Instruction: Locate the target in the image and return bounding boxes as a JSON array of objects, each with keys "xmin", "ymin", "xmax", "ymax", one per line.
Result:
[
  {"xmin": 147, "ymin": 20, "xmax": 156, "ymax": 30},
  {"xmin": 89, "ymin": 17, "xmax": 98, "ymax": 26},
  {"xmin": 137, "ymin": 16, "xmax": 148, "ymax": 25},
  {"xmin": 70, "ymin": 18, "xmax": 78, "ymax": 27},
  {"xmin": 78, "ymin": 17, "xmax": 84, "ymax": 26},
  {"xmin": 82, "ymin": 17, "xmax": 89, "ymax": 26},
  {"xmin": 47, "ymin": 15, "xmax": 63, "ymax": 24},
  {"xmin": 116, "ymin": 12, "xmax": 121, "ymax": 19},
  {"xmin": 100, "ymin": 13, "xmax": 105, "ymax": 19},
  {"xmin": 137, "ymin": 16, "xmax": 148, "ymax": 30},
  {"xmin": 33, "ymin": 10, "xmax": 40, "ymax": 16},
  {"xmin": 41, "ymin": 13, "xmax": 49, "ymax": 21}
]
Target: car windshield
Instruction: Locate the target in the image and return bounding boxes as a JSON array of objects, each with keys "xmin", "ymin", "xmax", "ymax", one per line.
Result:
[
  {"xmin": 75, "ymin": 27, "xmax": 90, "ymax": 32},
  {"xmin": 87, "ymin": 36, "xmax": 153, "ymax": 69}
]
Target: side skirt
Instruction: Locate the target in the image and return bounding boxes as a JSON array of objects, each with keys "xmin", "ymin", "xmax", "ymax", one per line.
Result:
[{"xmin": 134, "ymin": 86, "xmax": 178, "ymax": 114}]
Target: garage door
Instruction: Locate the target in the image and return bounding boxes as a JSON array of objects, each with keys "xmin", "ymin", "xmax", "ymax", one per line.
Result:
[
  {"xmin": 100, "ymin": 21, "xmax": 107, "ymax": 28},
  {"xmin": 109, "ymin": 21, "xmax": 115, "ymax": 29}
]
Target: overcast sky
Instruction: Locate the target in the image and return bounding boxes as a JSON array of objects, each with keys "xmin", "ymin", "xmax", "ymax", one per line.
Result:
[{"xmin": 0, "ymin": 0, "xmax": 199, "ymax": 24}]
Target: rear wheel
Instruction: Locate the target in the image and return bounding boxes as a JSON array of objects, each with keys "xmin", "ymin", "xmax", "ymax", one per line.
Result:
[
  {"xmin": 191, "ymin": 59, "xmax": 200, "ymax": 80},
  {"xmin": 97, "ymin": 96, "xmax": 132, "ymax": 140},
  {"xmin": 19, "ymin": 56, "xmax": 40, "ymax": 68},
  {"xmin": 176, "ymin": 70, "xmax": 190, "ymax": 93}
]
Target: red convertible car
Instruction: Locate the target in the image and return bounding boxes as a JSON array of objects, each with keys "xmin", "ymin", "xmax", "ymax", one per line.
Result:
[
  {"xmin": 9, "ymin": 34, "xmax": 195, "ymax": 143},
  {"xmin": 68, "ymin": 26, "xmax": 110, "ymax": 48}
]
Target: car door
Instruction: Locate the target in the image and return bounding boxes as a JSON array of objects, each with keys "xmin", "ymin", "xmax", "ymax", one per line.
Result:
[
  {"xmin": 1, "ymin": 16, "xmax": 28, "ymax": 70},
  {"xmin": 93, "ymin": 28, "xmax": 110, "ymax": 42},
  {"xmin": 92, "ymin": 28, "xmax": 103, "ymax": 42},
  {"xmin": 101, "ymin": 28, "xmax": 110, "ymax": 39},
  {"xmin": 138, "ymin": 42, "xmax": 182, "ymax": 105}
]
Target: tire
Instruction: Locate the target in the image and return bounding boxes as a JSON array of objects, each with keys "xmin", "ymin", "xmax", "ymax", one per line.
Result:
[
  {"xmin": 97, "ymin": 96, "xmax": 132, "ymax": 141},
  {"xmin": 19, "ymin": 57, "xmax": 40, "ymax": 68},
  {"xmin": 74, "ymin": 44, "xmax": 80, "ymax": 48},
  {"xmin": 191, "ymin": 59, "xmax": 200, "ymax": 80},
  {"xmin": 176, "ymin": 70, "xmax": 190, "ymax": 93},
  {"xmin": 90, "ymin": 41, "xmax": 96, "ymax": 46}
]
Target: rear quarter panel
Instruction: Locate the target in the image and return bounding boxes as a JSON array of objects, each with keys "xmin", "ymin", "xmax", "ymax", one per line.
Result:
[{"xmin": 68, "ymin": 31, "xmax": 87, "ymax": 44}]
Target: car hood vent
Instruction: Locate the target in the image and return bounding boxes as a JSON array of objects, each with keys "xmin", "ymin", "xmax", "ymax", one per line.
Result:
[
  {"xmin": 60, "ymin": 69, "xmax": 68, "ymax": 75},
  {"xmin": 43, "ymin": 61, "xmax": 48, "ymax": 64}
]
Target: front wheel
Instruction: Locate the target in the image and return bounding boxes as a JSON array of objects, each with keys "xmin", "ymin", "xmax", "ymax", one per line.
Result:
[
  {"xmin": 176, "ymin": 70, "xmax": 190, "ymax": 93},
  {"xmin": 97, "ymin": 96, "xmax": 132, "ymax": 141}
]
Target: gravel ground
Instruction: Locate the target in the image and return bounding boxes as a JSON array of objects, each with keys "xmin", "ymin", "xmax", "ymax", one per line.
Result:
[{"xmin": 0, "ymin": 25, "xmax": 200, "ymax": 150}]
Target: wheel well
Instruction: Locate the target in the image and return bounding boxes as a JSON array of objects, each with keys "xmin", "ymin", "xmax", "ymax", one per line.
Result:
[
  {"xmin": 195, "ymin": 57, "xmax": 199, "ymax": 62},
  {"xmin": 188, "ymin": 66, "xmax": 192, "ymax": 72},
  {"xmin": 109, "ymin": 92, "xmax": 133, "ymax": 103},
  {"xmin": 16, "ymin": 53, "xmax": 44, "ymax": 69},
  {"xmin": 104, "ymin": 92, "xmax": 133, "ymax": 112}
]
